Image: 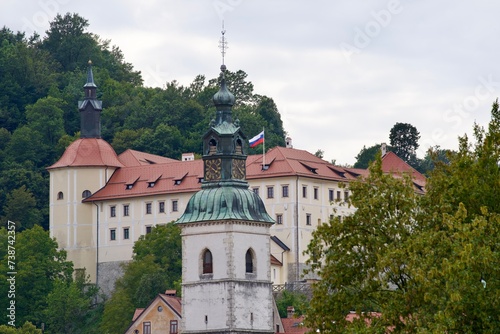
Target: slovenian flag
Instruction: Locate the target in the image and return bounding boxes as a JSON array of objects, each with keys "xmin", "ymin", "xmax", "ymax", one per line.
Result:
[{"xmin": 249, "ymin": 130, "xmax": 264, "ymax": 148}]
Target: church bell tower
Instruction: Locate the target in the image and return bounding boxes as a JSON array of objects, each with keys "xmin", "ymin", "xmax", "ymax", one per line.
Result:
[{"xmin": 177, "ymin": 29, "xmax": 275, "ymax": 334}]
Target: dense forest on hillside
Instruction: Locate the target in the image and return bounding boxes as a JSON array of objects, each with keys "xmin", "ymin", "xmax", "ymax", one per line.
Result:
[{"xmin": 0, "ymin": 13, "xmax": 286, "ymax": 230}]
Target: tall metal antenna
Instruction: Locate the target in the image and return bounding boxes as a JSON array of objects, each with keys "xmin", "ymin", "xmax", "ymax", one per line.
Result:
[{"xmin": 218, "ymin": 21, "xmax": 228, "ymax": 66}]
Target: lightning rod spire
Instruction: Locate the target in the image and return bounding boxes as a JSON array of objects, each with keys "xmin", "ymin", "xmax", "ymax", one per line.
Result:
[{"xmin": 219, "ymin": 21, "xmax": 228, "ymax": 69}]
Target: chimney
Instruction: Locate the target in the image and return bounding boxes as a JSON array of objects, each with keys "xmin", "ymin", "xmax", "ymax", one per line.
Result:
[
  {"xmin": 286, "ymin": 137, "xmax": 293, "ymax": 148},
  {"xmin": 287, "ymin": 306, "xmax": 295, "ymax": 318},
  {"xmin": 164, "ymin": 290, "xmax": 176, "ymax": 296},
  {"xmin": 381, "ymin": 143, "xmax": 387, "ymax": 156},
  {"xmin": 182, "ymin": 153, "xmax": 195, "ymax": 161}
]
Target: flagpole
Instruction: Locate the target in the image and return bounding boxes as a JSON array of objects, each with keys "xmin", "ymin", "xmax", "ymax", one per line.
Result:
[{"xmin": 262, "ymin": 127, "xmax": 265, "ymax": 169}]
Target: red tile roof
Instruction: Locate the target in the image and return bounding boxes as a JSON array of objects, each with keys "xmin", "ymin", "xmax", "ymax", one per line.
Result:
[
  {"xmin": 281, "ymin": 315, "xmax": 307, "ymax": 334},
  {"xmin": 132, "ymin": 308, "xmax": 144, "ymax": 321},
  {"xmin": 119, "ymin": 149, "xmax": 178, "ymax": 167},
  {"xmin": 48, "ymin": 138, "xmax": 124, "ymax": 169},
  {"xmin": 84, "ymin": 159, "xmax": 203, "ymax": 202},
  {"xmin": 83, "ymin": 146, "xmax": 425, "ymax": 202},
  {"xmin": 159, "ymin": 294, "xmax": 182, "ymax": 317},
  {"xmin": 247, "ymin": 146, "xmax": 363, "ymax": 182},
  {"xmin": 381, "ymin": 152, "xmax": 426, "ymax": 192}
]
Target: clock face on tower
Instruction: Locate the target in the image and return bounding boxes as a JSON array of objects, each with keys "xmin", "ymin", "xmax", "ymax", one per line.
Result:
[
  {"xmin": 205, "ymin": 158, "xmax": 221, "ymax": 181},
  {"xmin": 232, "ymin": 159, "xmax": 245, "ymax": 180}
]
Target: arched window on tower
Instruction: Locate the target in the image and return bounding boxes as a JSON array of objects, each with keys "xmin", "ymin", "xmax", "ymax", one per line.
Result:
[
  {"xmin": 82, "ymin": 190, "xmax": 92, "ymax": 199},
  {"xmin": 202, "ymin": 249, "xmax": 213, "ymax": 274},
  {"xmin": 235, "ymin": 138, "xmax": 242, "ymax": 154},
  {"xmin": 245, "ymin": 249, "xmax": 254, "ymax": 273},
  {"xmin": 57, "ymin": 191, "xmax": 64, "ymax": 200},
  {"xmin": 209, "ymin": 139, "xmax": 217, "ymax": 155}
]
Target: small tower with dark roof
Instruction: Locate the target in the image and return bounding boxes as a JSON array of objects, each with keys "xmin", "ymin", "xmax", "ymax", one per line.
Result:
[
  {"xmin": 48, "ymin": 62, "xmax": 123, "ymax": 288},
  {"xmin": 79, "ymin": 60, "xmax": 103, "ymax": 138},
  {"xmin": 177, "ymin": 29, "xmax": 274, "ymax": 334}
]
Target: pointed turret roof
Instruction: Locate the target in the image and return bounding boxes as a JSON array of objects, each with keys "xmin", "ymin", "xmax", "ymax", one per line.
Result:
[
  {"xmin": 49, "ymin": 62, "xmax": 121, "ymax": 169},
  {"xmin": 84, "ymin": 60, "xmax": 97, "ymax": 88}
]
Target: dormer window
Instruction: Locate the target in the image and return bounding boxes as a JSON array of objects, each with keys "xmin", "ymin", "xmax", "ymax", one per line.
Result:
[
  {"xmin": 126, "ymin": 176, "xmax": 139, "ymax": 190},
  {"xmin": 174, "ymin": 180, "xmax": 181, "ymax": 185},
  {"xmin": 148, "ymin": 182, "xmax": 155, "ymax": 188}
]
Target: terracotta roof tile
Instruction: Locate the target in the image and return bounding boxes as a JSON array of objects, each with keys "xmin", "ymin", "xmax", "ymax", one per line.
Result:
[
  {"xmin": 159, "ymin": 294, "xmax": 182, "ymax": 317},
  {"xmin": 83, "ymin": 147, "xmax": 426, "ymax": 202},
  {"xmin": 119, "ymin": 149, "xmax": 178, "ymax": 166},
  {"xmin": 132, "ymin": 308, "xmax": 144, "ymax": 321},
  {"xmin": 381, "ymin": 152, "xmax": 426, "ymax": 191},
  {"xmin": 281, "ymin": 315, "xmax": 308, "ymax": 334},
  {"xmin": 48, "ymin": 138, "xmax": 124, "ymax": 169}
]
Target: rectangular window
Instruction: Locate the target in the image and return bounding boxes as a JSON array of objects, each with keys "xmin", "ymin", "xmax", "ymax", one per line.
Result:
[
  {"xmin": 146, "ymin": 226, "xmax": 152, "ymax": 234},
  {"xmin": 123, "ymin": 227, "xmax": 129, "ymax": 240},
  {"xmin": 337, "ymin": 191, "xmax": 341, "ymax": 200},
  {"xmin": 314, "ymin": 187, "xmax": 319, "ymax": 200},
  {"xmin": 110, "ymin": 206, "xmax": 116, "ymax": 218},
  {"xmin": 344, "ymin": 191, "xmax": 349, "ymax": 201},
  {"xmin": 123, "ymin": 204, "xmax": 129, "ymax": 217},
  {"xmin": 146, "ymin": 202, "xmax": 152, "ymax": 214},
  {"xmin": 282, "ymin": 185, "xmax": 289, "ymax": 198},
  {"xmin": 170, "ymin": 320, "xmax": 178, "ymax": 334},
  {"xmin": 330, "ymin": 214, "xmax": 334, "ymax": 222},
  {"xmin": 159, "ymin": 201, "xmax": 165, "ymax": 213},
  {"xmin": 267, "ymin": 186, "xmax": 274, "ymax": 199},
  {"xmin": 143, "ymin": 321, "xmax": 151, "ymax": 334},
  {"xmin": 329, "ymin": 189, "xmax": 334, "ymax": 201},
  {"xmin": 172, "ymin": 200, "xmax": 178, "ymax": 212},
  {"xmin": 253, "ymin": 187, "xmax": 259, "ymax": 196},
  {"xmin": 276, "ymin": 214, "xmax": 283, "ymax": 224},
  {"xmin": 302, "ymin": 186, "xmax": 307, "ymax": 198},
  {"xmin": 110, "ymin": 229, "xmax": 116, "ymax": 241},
  {"xmin": 306, "ymin": 214, "xmax": 311, "ymax": 226}
]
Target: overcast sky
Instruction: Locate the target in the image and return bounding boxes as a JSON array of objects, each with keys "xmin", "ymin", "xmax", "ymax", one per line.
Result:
[{"xmin": 2, "ymin": 0, "xmax": 500, "ymax": 164}]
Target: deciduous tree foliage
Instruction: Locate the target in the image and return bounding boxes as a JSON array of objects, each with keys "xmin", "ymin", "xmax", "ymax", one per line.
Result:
[
  {"xmin": 0, "ymin": 226, "xmax": 73, "ymax": 327},
  {"xmin": 304, "ymin": 101, "xmax": 500, "ymax": 332},
  {"xmin": 389, "ymin": 122, "xmax": 420, "ymax": 168}
]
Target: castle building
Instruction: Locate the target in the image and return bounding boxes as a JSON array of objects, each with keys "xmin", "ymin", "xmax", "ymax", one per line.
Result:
[{"xmin": 48, "ymin": 63, "xmax": 426, "ymax": 296}]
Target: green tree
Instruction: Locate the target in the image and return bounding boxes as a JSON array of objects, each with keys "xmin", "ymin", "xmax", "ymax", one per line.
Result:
[
  {"xmin": 44, "ymin": 273, "xmax": 101, "ymax": 334},
  {"xmin": 389, "ymin": 122, "xmax": 420, "ymax": 167},
  {"xmin": 353, "ymin": 143, "xmax": 383, "ymax": 169},
  {"xmin": 304, "ymin": 155, "xmax": 418, "ymax": 333},
  {"xmin": 275, "ymin": 290, "xmax": 308, "ymax": 318},
  {"xmin": 0, "ymin": 321, "xmax": 42, "ymax": 333},
  {"xmin": 1, "ymin": 186, "xmax": 42, "ymax": 230},
  {"xmin": 0, "ymin": 226, "xmax": 73, "ymax": 326},
  {"xmin": 101, "ymin": 223, "xmax": 181, "ymax": 333},
  {"xmin": 304, "ymin": 101, "xmax": 500, "ymax": 332}
]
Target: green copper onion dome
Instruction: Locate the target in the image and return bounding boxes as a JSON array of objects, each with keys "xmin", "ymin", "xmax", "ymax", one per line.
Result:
[
  {"xmin": 212, "ymin": 65, "xmax": 235, "ymax": 107},
  {"xmin": 176, "ymin": 184, "xmax": 273, "ymax": 223}
]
